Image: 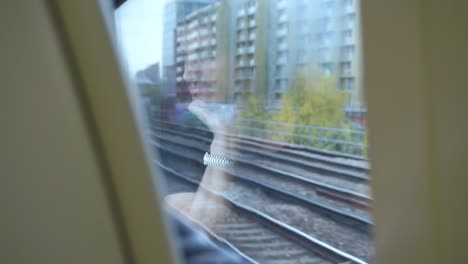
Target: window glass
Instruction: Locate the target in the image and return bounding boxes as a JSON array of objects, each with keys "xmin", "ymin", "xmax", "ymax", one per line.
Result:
[{"xmin": 115, "ymin": 0, "xmax": 372, "ymax": 262}]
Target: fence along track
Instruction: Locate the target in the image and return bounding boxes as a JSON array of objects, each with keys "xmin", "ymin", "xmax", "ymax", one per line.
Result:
[{"xmin": 152, "ymin": 118, "xmax": 368, "ymax": 161}]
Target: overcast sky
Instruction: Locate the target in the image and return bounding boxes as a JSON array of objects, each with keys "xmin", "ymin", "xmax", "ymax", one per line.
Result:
[{"xmin": 115, "ymin": 0, "xmax": 168, "ymax": 76}]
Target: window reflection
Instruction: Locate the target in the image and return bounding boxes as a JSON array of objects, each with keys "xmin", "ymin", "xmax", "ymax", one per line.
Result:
[{"xmin": 116, "ymin": 0, "xmax": 371, "ymax": 263}]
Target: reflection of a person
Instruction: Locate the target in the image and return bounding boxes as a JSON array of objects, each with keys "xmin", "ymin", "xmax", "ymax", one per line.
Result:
[
  {"xmin": 163, "ymin": 58, "xmax": 248, "ymax": 263},
  {"xmin": 166, "ymin": 58, "xmax": 234, "ymax": 222}
]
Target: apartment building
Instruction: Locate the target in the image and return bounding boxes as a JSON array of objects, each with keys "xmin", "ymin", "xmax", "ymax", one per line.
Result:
[
  {"xmin": 168, "ymin": 0, "xmax": 365, "ymax": 120},
  {"xmin": 174, "ymin": 1, "xmax": 231, "ymax": 102},
  {"xmin": 268, "ymin": 0, "xmax": 364, "ymax": 121},
  {"xmin": 162, "ymin": 0, "xmax": 216, "ymax": 97},
  {"xmin": 228, "ymin": 0, "xmax": 268, "ymax": 104}
]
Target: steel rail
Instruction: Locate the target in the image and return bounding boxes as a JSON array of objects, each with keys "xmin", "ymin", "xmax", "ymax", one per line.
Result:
[
  {"xmin": 152, "ymin": 139, "xmax": 373, "ymax": 231},
  {"xmin": 151, "ymin": 131, "xmax": 372, "ymax": 209},
  {"xmin": 156, "ymin": 160, "xmax": 368, "ymax": 264}
]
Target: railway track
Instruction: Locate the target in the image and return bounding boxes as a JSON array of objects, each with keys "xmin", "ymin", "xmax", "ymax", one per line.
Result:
[
  {"xmin": 152, "ymin": 120, "xmax": 369, "ymax": 178},
  {"xmin": 150, "ymin": 130, "xmax": 373, "ymax": 222},
  {"xmin": 150, "ymin": 124, "xmax": 371, "ymax": 196},
  {"xmin": 152, "ymin": 137, "xmax": 372, "ymax": 232},
  {"xmin": 157, "ymin": 161, "xmax": 368, "ymax": 264}
]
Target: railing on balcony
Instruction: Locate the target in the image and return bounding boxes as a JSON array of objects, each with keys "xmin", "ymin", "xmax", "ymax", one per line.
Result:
[
  {"xmin": 238, "ymin": 35, "xmax": 248, "ymax": 42},
  {"xmin": 188, "ymin": 20, "xmax": 199, "ymax": 29},
  {"xmin": 343, "ymin": 36, "xmax": 353, "ymax": 45},
  {"xmin": 277, "ymin": 28, "xmax": 288, "ymax": 36},
  {"xmin": 277, "ymin": 43, "xmax": 287, "ymax": 50},
  {"xmin": 278, "ymin": 14, "xmax": 288, "ymax": 23},
  {"xmin": 238, "ymin": 60, "xmax": 246, "ymax": 67},
  {"xmin": 277, "ymin": 57, "xmax": 287, "ymax": 64},
  {"xmin": 188, "ymin": 42, "xmax": 199, "ymax": 50},
  {"xmin": 277, "ymin": 0, "xmax": 287, "ymax": 9}
]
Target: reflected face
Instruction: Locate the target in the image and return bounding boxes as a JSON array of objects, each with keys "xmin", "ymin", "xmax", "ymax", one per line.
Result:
[{"xmin": 183, "ymin": 60, "xmax": 216, "ymax": 102}]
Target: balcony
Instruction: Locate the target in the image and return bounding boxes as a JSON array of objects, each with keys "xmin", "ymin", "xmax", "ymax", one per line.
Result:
[
  {"xmin": 277, "ymin": 57, "xmax": 287, "ymax": 64},
  {"xmin": 176, "ymin": 56, "xmax": 185, "ymax": 63},
  {"xmin": 248, "ymin": 46, "xmax": 255, "ymax": 53},
  {"xmin": 210, "ymin": 39, "xmax": 216, "ymax": 46},
  {"xmin": 249, "ymin": 20, "xmax": 256, "ymax": 27},
  {"xmin": 176, "ymin": 27, "xmax": 185, "ymax": 33},
  {"xmin": 238, "ymin": 22, "xmax": 247, "ymax": 28},
  {"xmin": 238, "ymin": 9, "xmax": 246, "ymax": 17},
  {"xmin": 345, "ymin": 4, "xmax": 354, "ymax": 14},
  {"xmin": 188, "ymin": 42, "xmax": 199, "ymax": 50},
  {"xmin": 278, "ymin": 14, "xmax": 288, "ymax": 23},
  {"xmin": 176, "ymin": 45, "xmax": 185, "ymax": 53},
  {"xmin": 238, "ymin": 35, "xmax": 248, "ymax": 42},
  {"xmin": 343, "ymin": 36, "xmax": 353, "ymax": 45},
  {"xmin": 248, "ymin": 6, "xmax": 256, "ymax": 14},
  {"xmin": 277, "ymin": 28, "xmax": 288, "ymax": 36},
  {"xmin": 249, "ymin": 33, "xmax": 256, "ymax": 40},
  {"xmin": 187, "ymin": 53, "xmax": 199, "ymax": 61},
  {"xmin": 237, "ymin": 60, "xmax": 246, "ymax": 67},
  {"xmin": 187, "ymin": 31, "xmax": 199, "ymax": 41},
  {"xmin": 200, "ymin": 29, "xmax": 209, "ymax": 36},
  {"xmin": 236, "ymin": 73, "xmax": 254, "ymax": 80},
  {"xmin": 342, "ymin": 53, "xmax": 353, "ymax": 61},
  {"xmin": 276, "ymin": 85, "xmax": 288, "ymax": 93},
  {"xmin": 237, "ymin": 47, "xmax": 246, "ymax": 54},
  {"xmin": 277, "ymin": 0, "xmax": 287, "ymax": 9},
  {"xmin": 341, "ymin": 69, "xmax": 352, "ymax": 76},
  {"xmin": 318, "ymin": 53, "xmax": 331, "ymax": 62},
  {"xmin": 249, "ymin": 59, "xmax": 255, "ymax": 66},
  {"xmin": 276, "ymin": 73, "xmax": 288, "ymax": 79},
  {"xmin": 188, "ymin": 20, "xmax": 199, "ymax": 29},
  {"xmin": 200, "ymin": 52, "xmax": 209, "ymax": 59},
  {"xmin": 277, "ymin": 43, "xmax": 287, "ymax": 51}
]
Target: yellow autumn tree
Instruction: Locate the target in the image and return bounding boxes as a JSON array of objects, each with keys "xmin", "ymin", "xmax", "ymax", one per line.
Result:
[{"xmin": 272, "ymin": 65, "xmax": 353, "ymax": 151}]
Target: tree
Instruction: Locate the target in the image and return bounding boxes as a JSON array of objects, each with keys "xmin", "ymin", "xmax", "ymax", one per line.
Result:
[
  {"xmin": 237, "ymin": 86, "xmax": 270, "ymax": 138},
  {"xmin": 272, "ymin": 66, "xmax": 355, "ymax": 152}
]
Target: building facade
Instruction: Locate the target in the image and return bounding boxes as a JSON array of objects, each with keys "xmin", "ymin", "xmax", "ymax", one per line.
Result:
[
  {"xmin": 162, "ymin": 0, "xmax": 216, "ymax": 97},
  {"xmin": 167, "ymin": 0, "xmax": 365, "ymax": 120}
]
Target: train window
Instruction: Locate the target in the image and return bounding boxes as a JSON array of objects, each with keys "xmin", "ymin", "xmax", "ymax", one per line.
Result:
[{"xmin": 115, "ymin": 0, "xmax": 372, "ymax": 262}]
